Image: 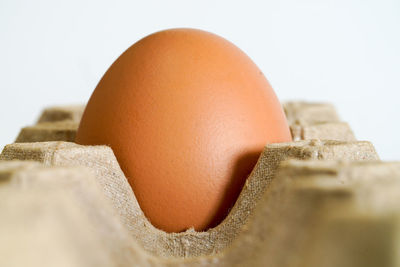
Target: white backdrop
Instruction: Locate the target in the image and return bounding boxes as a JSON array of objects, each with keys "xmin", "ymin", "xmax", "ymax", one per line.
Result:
[{"xmin": 1, "ymin": 0, "xmax": 399, "ymax": 160}]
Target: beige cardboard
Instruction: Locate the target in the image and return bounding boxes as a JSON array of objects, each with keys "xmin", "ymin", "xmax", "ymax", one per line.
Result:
[
  {"xmin": 37, "ymin": 104, "xmax": 85, "ymax": 123},
  {"xmin": 290, "ymin": 121, "xmax": 356, "ymax": 141},
  {"xmin": 283, "ymin": 101, "xmax": 356, "ymax": 141},
  {"xmin": 1, "ymin": 158, "xmax": 398, "ymax": 267},
  {"xmin": 0, "ymin": 139, "xmax": 379, "ymax": 258},
  {"xmin": 14, "ymin": 101, "xmax": 354, "ymax": 143},
  {"xmin": 0, "ymin": 161, "xmax": 158, "ymax": 267},
  {"xmin": 178, "ymin": 160, "xmax": 400, "ymax": 267},
  {"xmin": 1, "ymin": 100, "xmax": 396, "ymax": 267},
  {"xmin": 283, "ymin": 101, "xmax": 340, "ymax": 125},
  {"xmin": 15, "ymin": 121, "xmax": 79, "ymax": 142}
]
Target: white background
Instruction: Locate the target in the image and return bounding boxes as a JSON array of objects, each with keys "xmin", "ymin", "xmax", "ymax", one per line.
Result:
[{"xmin": 0, "ymin": 0, "xmax": 399, "ymax": 160}]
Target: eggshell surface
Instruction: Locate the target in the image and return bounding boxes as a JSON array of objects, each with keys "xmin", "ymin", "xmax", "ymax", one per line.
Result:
[{"xmin": 75, "ymin": 28, "xmax": 292, "ymax": 233}]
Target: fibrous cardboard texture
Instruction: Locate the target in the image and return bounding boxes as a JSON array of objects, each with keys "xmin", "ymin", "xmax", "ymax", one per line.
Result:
[
  {"xmin": 14, "ymin": 104, "xmax": 84, "ymax": 143},
  {"xmin": 3, "ymin": 160, "xmax": 398, "ymax": 267},
  {"xmin": 283, "ymin": 101, "xmax": 340, "ymax": 125},
  {"xmin": 15, "ymin": 121, "xmax": 79, "ymax": 142},
  {"xmin": 289, "ymin": 121, "xmax": 356, "ymax": 141},
  {"xmin": 178, "ymin": 160, "xmax": 400, "ymax": 267},
  {"xmin": 14, "ymin": 101, "xmax": 354, "ymax": 143},
  {"xmin": 283, "ymin": 101, "xmax": 356, "ymax": 141},
  {"xmin": 0, "ymin": 161, "xmax": 158, "ymax": 267},
  {"xmin": 0, "ymin": 139, "xmax": 379, "ymax": 258},
  {"xmin": 37, "ymin": 104, "xmax": 85, "ymax": 123},
  {"xmin": 1, "ymin": 100, "xmax": 396, "ymax": 267}
]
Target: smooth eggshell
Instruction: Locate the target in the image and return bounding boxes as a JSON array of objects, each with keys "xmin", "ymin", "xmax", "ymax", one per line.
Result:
[{"xmin": 75, "ymin": 28, "xmax": 292, "ymax": 233}]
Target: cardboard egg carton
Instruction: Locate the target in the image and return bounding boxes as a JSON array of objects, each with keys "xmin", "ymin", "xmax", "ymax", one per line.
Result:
[
  {"xmin": 14, "ymin": 101, "xmax": 355, "ymax": 143},
  {"xmin": 36, "ymin": 104, "xmax": 85, "ymax": 123},
  {"xmin": 1, "ymin": 101, "xmax": 398, "ymax": 267},
  {"xmin": 2, "ymin": 158, "xmax": 400, "ymax": 266},
  {"xmin": 15, "ymin": 105, "xmax": 84, "ymax": 143},
  {"xmin": 0, "ymin": 139, "xmax": 378, "ymax": 258},
  {"xmin": 283, "ymin": 101, "xmax": 356, "ymax": 141},
  {"xmin": 0, "ymin": 161, "xmax": 157, "ymax": 267},
  {"xmin": 184, "ymin": 160, "xmax": 400, "ymax": 267}
]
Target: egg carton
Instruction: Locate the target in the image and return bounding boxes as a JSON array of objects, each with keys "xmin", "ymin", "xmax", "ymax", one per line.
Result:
[
  {"xmin": 15, "ymin": 105, "xmax": 83, "ymax": 142},
  {"xmin": 1, "ymin": 101, "xmax": 398, "ymax": 267},
  {"xmin": 283, "ymin": 101, "xmax": 356, "ymax": 141},
  {"xmin": 14, "ymin": 101, "xmax": 355, "ymax": 143}
]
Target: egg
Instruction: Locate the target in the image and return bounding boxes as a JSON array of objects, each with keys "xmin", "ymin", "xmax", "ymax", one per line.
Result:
[{"xmin": 75, "ymin": 28, "xmax": 292, "ymax": 233}]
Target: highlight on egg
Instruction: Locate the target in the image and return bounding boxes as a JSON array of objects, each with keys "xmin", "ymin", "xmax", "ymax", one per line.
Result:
[{"xmin": 75, "ymin": 28, "xmax": 292, "ymax": 233}]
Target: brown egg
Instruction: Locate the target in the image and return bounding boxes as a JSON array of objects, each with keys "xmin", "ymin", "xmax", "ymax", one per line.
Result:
[{"xmin": 75, "ymin": 28, "xmax": 292, "ymax": 233}]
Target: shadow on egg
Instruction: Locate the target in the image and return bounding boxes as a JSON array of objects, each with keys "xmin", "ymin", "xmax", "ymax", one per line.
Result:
[{"xmin": 207, "ymin": 149, "xmax": 263, "ymax": 229}]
